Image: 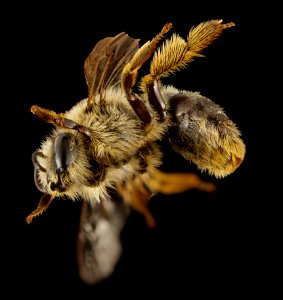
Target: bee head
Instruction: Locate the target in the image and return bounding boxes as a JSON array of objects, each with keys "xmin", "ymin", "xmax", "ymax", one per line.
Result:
[
  {"xmin": 32, "ymin": 128, "xmax": 107, "ymax": 199},
  {"xmin": 32, "ymin": 132, "xmax": 80, "ymax": 194}
]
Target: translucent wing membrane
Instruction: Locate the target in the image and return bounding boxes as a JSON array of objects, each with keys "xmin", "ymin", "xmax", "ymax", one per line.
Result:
[
  {"xmin": 84, "ymin": 32, "xmax": 140, "ymax": 110},
  {"xmin": 77, "ymin": 193, "xmax": 129, "ymax": 285}
]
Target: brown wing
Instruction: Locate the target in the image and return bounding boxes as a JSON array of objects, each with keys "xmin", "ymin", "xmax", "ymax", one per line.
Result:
[
  {"xmin": 84, "ymin": 32, "xmax": 140, "ymax": 110},
  {"xmin": 76, "ymin": 192, "xmax": 129, "ymax": 285}
]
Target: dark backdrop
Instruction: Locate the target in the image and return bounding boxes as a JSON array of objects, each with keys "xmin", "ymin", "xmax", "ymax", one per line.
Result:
[{"xmin": 3, "ymin": 2, "xmax": 275, "ymax": 298}]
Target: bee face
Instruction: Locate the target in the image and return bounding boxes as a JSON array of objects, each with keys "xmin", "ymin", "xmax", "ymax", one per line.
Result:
[
  {"xmin": 27, "ymin": 19, "xmax": 246, "ymax": 284},
  {"xmin": 32, "ymin": 130, "xmax": 106, "ymax": 199},
  {"xmin": 32, "ymin": 132, "xmax": 74, "ymax": 196}
]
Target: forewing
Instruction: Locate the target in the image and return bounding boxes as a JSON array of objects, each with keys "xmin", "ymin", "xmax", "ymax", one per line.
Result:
[
  {"xmin": 76, "ymin": 194, "xmax": 129, "ymax": 285},
  {"xmin": 84, "ymin": 32, "xmax": 140, "ymax": 108}
]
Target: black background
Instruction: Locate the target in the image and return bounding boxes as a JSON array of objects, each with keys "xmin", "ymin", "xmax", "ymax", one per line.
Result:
[{"xmin": 3, "ymin": 2, "xmax": 277, "ymax": 298}]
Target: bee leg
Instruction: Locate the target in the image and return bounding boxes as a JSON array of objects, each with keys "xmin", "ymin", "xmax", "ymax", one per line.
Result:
[
  {"xmin": 146, "ymin": 168, "xmax": 216, "ymax": 195},
  {"xmin": 125, "ymin": 93, "xmax": 152, "ymax": 124},
  {"xmin": 116, "ymin": 177, "xmax": 156, "ymax": 228},
  {"xmin": 26, "ymin": 193, "xmax": 54, "ymax": 224},
  {"xmin": 144, "ymin": 75, "xmax": 166, "ymax": 121},
  {"xmin": 134, "ymin": 20, "xmax": 236, "ymax": 124},
  {"xmin": 121, "ymin": 23, "xmax": 172, "ymax": 124}
]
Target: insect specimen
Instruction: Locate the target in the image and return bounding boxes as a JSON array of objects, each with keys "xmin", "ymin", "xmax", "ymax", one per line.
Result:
[{"xmin": 27, "ymin": 19, "xmax": 246, "ymax": 284}]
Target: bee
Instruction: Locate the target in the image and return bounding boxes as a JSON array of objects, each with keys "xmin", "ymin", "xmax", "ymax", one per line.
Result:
[{"xmin": 27, "ymin": 19, "xmax": 246, "ymax": 284}]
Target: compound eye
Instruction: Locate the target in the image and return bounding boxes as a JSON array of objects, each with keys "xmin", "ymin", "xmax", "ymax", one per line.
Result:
[{"xmin": 54, "ymin": 133, "xmax": 77, "ymax": 174}]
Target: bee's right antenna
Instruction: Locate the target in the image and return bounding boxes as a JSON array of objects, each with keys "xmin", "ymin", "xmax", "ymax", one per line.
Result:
[{"xmin": 30, "ymin": 105, "xmax": 96, "ymax": 139}]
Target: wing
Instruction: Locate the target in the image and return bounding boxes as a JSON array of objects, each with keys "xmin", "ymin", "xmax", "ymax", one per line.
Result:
[
  {"xmin": 76, "ymin": 191, "xmax": 129, "ymax": 285},
  {"xmin": 84, "ymin": 32, "xmax": 140, "ymax": 110}
]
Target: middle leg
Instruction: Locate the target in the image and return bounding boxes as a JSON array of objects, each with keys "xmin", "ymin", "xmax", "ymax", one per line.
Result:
[{"xmin": 120, "ymin": 23, "xmax": 172, "ymax": 124}]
